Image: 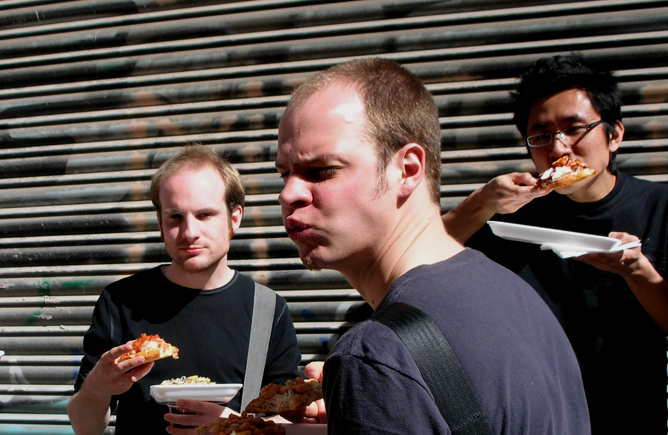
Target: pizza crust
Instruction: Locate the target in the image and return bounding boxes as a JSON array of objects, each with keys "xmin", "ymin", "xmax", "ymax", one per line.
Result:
[{"xmin": 244, "ymin": 378, "xmax": 323, "ymax": 414}]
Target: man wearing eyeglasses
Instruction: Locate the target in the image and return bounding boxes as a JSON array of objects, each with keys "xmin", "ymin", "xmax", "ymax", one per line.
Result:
[{"xmin": 443, "ymin": 54, "xmax": 668, "ymax": 434}]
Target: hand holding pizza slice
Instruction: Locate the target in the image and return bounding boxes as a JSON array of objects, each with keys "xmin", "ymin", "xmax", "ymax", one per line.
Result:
[
  {"xmin": 244, "ymin": 377, "xmax": 323, "ymax": 414},
  {"xmin": 117, "ymin": 333, "xmax": 179, "ymax": 364},
  {"xmin": 196, "ymin": 412, "xmax": 286, "ymax": 435},
  {"xmin": 536, "ymin": 156, "xmax": 597, "ymax": 190}
]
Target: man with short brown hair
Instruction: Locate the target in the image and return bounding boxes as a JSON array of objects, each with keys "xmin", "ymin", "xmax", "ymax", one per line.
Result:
[{"xmin": 277, "ymin": 58, "xmax": 590, "ymax": 434}]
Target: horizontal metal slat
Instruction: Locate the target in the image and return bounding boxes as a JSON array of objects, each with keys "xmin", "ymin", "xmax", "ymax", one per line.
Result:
[
  {"xmin": 0, "ymin": 0, "xmax": 319, "ymax": 38},
  {"xmin": 0, "ymin": 207, "xmax": 283, "ymax": 237},
  {"xmin": 0, "ymin": 397, "xmax": 71, "ymax": 415},
  {"xmin": 0, "ymin": 422, "xmax": 75, "ymax": 433},
  {"xmin": 0, "ymin": 357, "xmax": 82, "ymax": 366},
  {"xmin": 0, "ymin": 307, "xmax": 92, "ymax": 327},
  {"xmin": 0, "ymin": 226, "xmax": 288, "ymax": 248},
  {"xmin": 0, "ymin": 238, "xmax": 300, "ymax": 267},
  {"xmin": 0, "ymin": 337, "xmax": 82, "ymax": 355},
  {"xmin": 0, "ymin": 129, "xmax": 280, "ymax": 160},
  {"xmin": 0, "ymin": 384, "xmax": 74, "ymax": 393},
  {"xmin": 0, "ymin": 178, "xmax": 282, "ymax": 209},
  {"xmin": 0, "ymin": 366, "xmax": 77, "ymax": 385},
  {"xmin": 0, "ymin": 261, "xmax": 311, "ymax": 278}
]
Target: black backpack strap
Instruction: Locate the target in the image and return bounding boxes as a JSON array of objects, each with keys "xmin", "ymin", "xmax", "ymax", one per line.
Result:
[{"xmin": 372, "ymin": 302, "xmax": 493, "ymax": 435}]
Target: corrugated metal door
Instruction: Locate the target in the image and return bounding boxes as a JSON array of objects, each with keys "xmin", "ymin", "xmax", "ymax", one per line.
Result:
[{"xmin": 0, "ymin": 0, "xmax": 666, "ymax": 433}]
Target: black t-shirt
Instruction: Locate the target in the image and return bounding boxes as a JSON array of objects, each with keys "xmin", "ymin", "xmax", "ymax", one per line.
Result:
[
  {"xmin": 324, "ymin": 251, "xmax": 591, "ymax": 434},
  {"xmin": 468, "ymin": 172, "xmax": 668, "ymax": 434},
  {"xmin": 74, "ymin": 266, "xmax": 301, "ymax": 434}
]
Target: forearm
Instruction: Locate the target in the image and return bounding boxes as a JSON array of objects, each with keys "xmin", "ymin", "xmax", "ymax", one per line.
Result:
[
  {"xmin": 622, "ymin": 258, "xmax": 668, "ymax": 334},
  {"xmin": 67, "ymin": 386, "xmax": 112, "ymax": 435},
  {"xmin": 442, "ymin": 188, "xmax": 496, "ymax": 244}
]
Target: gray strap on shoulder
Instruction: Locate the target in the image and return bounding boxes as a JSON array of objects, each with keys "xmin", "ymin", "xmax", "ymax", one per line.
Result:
[{"xmin": 240, "ymin": 282, "xmax": 277, "ymax": 410}]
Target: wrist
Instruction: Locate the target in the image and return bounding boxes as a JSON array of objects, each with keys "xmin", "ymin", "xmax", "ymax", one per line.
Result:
[
  {"xmin": 622, "ymin": 254, "xmax": 660, "ymax": 283},
  {"xmin": 78, "ymin": 377, "xmax": 112, "ymax": 406}
]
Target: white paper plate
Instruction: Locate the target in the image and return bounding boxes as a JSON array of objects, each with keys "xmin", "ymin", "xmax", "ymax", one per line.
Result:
[
  {"xmin": 487, "ymin": 221, "xmax": 641, "ymax": 259},
  {"xmin": 150, "ymin": 383, "xmax": 242, "ymax": 405}
]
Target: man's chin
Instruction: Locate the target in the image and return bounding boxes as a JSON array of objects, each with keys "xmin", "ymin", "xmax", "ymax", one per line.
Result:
[
  {"xmin": 301, "ymin": 254, "xmax": 322, "ymax": 272},
  {"xmin": 175, "ymin": 258, "xmax": 217, "ymax": 274}
]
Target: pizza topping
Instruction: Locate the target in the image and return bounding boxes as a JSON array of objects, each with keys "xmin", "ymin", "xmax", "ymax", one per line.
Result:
[
  {"xmin": 118, "ymin": 333, "xmax": 179, "ymax": 363},
  {"xmin": 244, "ymin": 377, "xmax": 323, "ymax": 414},
  {"xmin": 196, "ymin": 412, "xmax": 286, "ymax": 435},
  {"xmin": 536, "ymin": 156, "xmax": 597, "ymax": 190}
]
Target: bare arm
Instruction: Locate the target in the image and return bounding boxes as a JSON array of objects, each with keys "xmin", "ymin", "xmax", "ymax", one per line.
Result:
[
  {"xmin": 578, "ymin": 232, "xmax": 668, "ymax": 333},
  {"xmin": 443, "ymin": 172, "xmax": 547, "ymax": 244},
  {"xmin": 67, "ymin": 343, "xmax": 154, "ymax": 435}
]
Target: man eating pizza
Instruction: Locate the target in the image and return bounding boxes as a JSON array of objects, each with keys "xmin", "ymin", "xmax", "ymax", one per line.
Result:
[
  {"xmin": 67, "ymin": 145, "xmax": 301, "ymax": 434},
  {"xmin": 442, "ymin": 54, "xmax": 668, "ymax": 434},
  {"xmin": 275, "ymin": 57, "xmax": 590, "ymax": 434}
]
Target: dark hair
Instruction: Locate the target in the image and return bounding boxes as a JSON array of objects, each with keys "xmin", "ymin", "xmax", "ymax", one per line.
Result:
[
  {"xmin": 285, "ymin": 58, "xmax": 442, "ymax": 205},
  {"xmin": 512, "ymin": 54, "xmax": 622, "ymax": 138},
  {"xmin": 150, "ymin": 144, "xmax": 245, "ymax": 215}
]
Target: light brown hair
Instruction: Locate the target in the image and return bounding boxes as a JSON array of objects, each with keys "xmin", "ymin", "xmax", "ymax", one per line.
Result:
[
  {"xmin": 284, "ymin": 58, "xmax": 442, "ymax": 204},
  {"xmin": 150, "ymin": 144, "xmax": 245, "ymax": 215}
]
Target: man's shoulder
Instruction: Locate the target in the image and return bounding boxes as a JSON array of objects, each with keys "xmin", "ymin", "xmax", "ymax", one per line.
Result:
[
  {"xmin": 238, "ymin": 275, "xmax": 288, "ymax": 304},
  {"xmin": 106, "ymin": 265, "xmax": 164, "ymax": 292},
  {"xmin": 621, "ymin": 172, "xmax": 668, "ymax": 196},
  {"xmin": 328, "ymin": 317, "xmax": 418, "ymax": 372}
]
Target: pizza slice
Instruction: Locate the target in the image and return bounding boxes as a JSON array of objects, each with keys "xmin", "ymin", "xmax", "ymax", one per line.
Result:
[
  {"xmin": 536, "ymin": 156, "xmax": 597, "ymax": 190},
  {"xmin": 196, "ymin": 412, "xmax": 286, "ymax": 435},
  {"xmin": 244, "ymin": 377, "xmax": 323, "ymax": 414},
  {"xmin": 118, "ymin": 333, "xmax": 179, "ymax": 364}
]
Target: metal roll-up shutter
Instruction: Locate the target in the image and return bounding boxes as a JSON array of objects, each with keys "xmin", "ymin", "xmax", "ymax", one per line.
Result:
[{"xmin": 0, "ymin": 0, "xmax": 666, "ymax": 433}]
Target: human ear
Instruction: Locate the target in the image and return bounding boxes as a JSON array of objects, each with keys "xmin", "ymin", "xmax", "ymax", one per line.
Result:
[
  {"xmin": 608, "ymin": 120, "xmax": 624, "ymax": 153},
  {"xmin": 230, "ymin": 205, "xmax": 243, "ymax": 233},
  {"xmin": 398, "ymin": 143, "xmax": 426, "ymax": 197}
]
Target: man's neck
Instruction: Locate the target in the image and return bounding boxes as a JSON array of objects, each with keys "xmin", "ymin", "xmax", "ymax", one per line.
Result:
[
  {"xmin": 161, "ymin": 263, "xmax": 236, "ymax": 290},
  {"xmin": 567, "ymin": 170, "xmax": 617, "ymax": 203},
  {"xmin": 343, "ymin": 210, "xmax": 464, "ymax": 310}
]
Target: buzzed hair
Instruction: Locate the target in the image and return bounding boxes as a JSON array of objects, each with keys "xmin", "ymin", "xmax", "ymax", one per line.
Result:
[{"xmin": 285, "ymin": 58, "xmax": 442, "ymax": 204}]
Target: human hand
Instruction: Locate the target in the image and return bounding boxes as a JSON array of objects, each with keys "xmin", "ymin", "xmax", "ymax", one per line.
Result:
[
  {"xmin": 577, "ymin": 232, "xmax": 644, "ymax": 275},
  {"xmin": 279, "ymin": 361, "xmax": 326, "ymax": 425},
  {"xmin": 164, "ymin": 399, "xmax": 228, "ymax": 434},
  {"xmin": 479, "ymin": 172, "xmax": 548, "ymax": 215},
  {"xmin": 80, "ymin": 341, "xmax": 154, "ymax": 403}
]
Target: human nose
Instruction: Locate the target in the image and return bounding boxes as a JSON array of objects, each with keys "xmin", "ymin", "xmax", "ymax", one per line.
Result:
[
  {"xmin": 181, "ymin": 215, "xmax": 201, "ymax": 241},
  {"xmin": 278, "ymin": 175, "xmax": 312, "ymax": 209},
  {"xmin": 549, "ymin": 132, "xmax": 574, "ymax": 158}
]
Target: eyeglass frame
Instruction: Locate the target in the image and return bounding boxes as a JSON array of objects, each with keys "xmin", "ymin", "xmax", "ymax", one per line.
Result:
[{"xmin": 525, "ymin": 120, "xmax": 606, "ymax": 148}]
